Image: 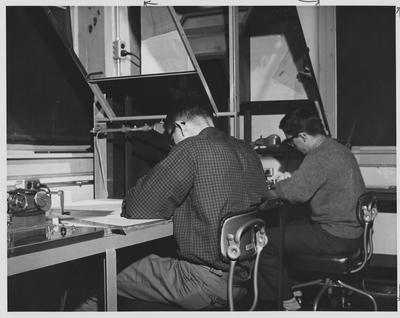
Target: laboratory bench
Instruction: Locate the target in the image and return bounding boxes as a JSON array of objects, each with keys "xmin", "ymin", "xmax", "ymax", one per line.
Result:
[{"xmin": 7, "ymin": 199, "xmax": 173, "ymax": 311}]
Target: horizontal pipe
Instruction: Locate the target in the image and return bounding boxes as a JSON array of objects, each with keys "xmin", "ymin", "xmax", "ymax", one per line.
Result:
[
  {"xmin": 97, "ymin": 115, "xmax": 166, "ymax": 122},
  {"xmin": 96, "ymin": 112, "xmax": 237, "ymax": 123}
]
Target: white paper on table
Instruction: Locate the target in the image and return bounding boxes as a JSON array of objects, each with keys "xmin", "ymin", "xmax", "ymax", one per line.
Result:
[{"xmin": 53, "ymin": 199, "xmax": 164, "ymax": 228}]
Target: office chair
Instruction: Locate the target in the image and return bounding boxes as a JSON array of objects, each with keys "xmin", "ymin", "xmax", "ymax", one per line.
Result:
[
  {"xmin": 219, "ymin": 205, "xmax": 268, "ymax": 311},
  {"xmin": 290, "ymin": 191, "xmax": 378, "ymax": 311}
]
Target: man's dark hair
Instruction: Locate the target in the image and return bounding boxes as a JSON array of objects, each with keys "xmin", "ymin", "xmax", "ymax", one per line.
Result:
[
  {"xmin": 279, "ymin": 107, "xmax": 326, "ymax": 136},
  {"xmin": 165, "ymin": 101, "xmax": 215, "ymax": 133}
]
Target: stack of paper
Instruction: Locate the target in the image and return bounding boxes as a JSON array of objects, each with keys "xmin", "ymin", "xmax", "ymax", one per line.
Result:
[{"xmin": 53, "ymin": 199, "xmax": 166, "ymax": 229}]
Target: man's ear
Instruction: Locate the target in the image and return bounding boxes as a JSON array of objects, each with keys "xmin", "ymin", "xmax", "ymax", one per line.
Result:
[
  {"xmin": 298, "ymin": 132, "xmax": 307, "ymax": 141},
  {"xmin": 175, "ymin": 122, "xmax": 186, "ymax": 137}
]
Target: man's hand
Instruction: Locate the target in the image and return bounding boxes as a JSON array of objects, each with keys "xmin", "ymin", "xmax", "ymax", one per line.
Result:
[
  {"xmin": 276, "ymin": 171, "xmax": 292, "ymax": 182},
  {"xmin": 120, "ymin": 199, "xmax": 128, "ymax": 218},
  {"xmin": 259, "ymin": 189, "xmax": 285, "ymax": 210}
]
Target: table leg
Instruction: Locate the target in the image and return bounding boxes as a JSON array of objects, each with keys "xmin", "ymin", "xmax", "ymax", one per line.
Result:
[
  {"xmin": 277, "ymin": 203, "xmax": 288, "ymax": 310},
  {"xmin": 104, "ymin": 248, "xmax": 117, "ymax": 311}
]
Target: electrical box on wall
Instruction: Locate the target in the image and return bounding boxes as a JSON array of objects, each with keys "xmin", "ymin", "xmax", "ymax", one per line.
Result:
[{"xmin": 112, "ymin": 39, "xmax": 126, "ymax": 59}]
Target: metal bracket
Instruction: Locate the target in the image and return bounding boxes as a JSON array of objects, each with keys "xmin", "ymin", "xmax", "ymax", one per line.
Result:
[
  {"xmin": 255, "ymin": 226, "xmax": 268, "ymax": 252},
  {"xmin": 227, "ymin": 233, "xmax": 241, "ymax": 260},
  {"xmin": 91, "ymin": 121, "xmax": 165, "ymax": 135},
  {"xmin": 90, "ymin": 83, "xmax": 116, "ymax": 120}
]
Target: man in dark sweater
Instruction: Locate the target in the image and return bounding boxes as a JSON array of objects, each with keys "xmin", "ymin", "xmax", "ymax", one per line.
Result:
[{"xmin": 258, "ymin": 107, "xmax": 366, "ymax": 310}]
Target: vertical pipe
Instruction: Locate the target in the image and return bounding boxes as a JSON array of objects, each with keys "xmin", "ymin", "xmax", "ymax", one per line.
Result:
[
  {"xmin": 244, "ymin": 108, "xmax": 251, "ymax": 142},
  {"xmin": 104, "ymin": 248, "xmax": 117, "ymax": 311},
  {"xmin": 93, "ymin": 99, "xmax": 108, "ymax": 199},
  {"xmin": 115, "ymin": 6, "xmax": 121, "ymax": 76},
  {"xmin": 124, "ymin": 96, "xmax": 133, "ymax": 195},
  {"xmin": 93, "ymin": 100, "xmax": 99, "ymax": 199},
  {"xmin": 317, "ymin": 7, "xmax": 337, "ymax": 137},
  {"xmin": 277, "ymin": 203, "xmax": 288, "ymax": 311},
  {"xmin": 70, "ymin": 7, "xmax": 80, "ymax": 55},
  {"xmin": 229, "ymin": 6, "xmax": 240, "ymax": 138}
]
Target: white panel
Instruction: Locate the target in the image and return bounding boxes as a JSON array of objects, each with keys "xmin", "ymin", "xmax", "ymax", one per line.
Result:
[
  {"xmin": 49, "ymin": 184, "xmax": 94, "ymax": 208},
  {"xmin": 250, "ymin": 34, "xmax": 307, "ymax": 101},
  {"xmin": 141, "ymin": 31, "xmax": 193, "ymax": 74},
  {"xmin": 7, "ymin": 155, "xmax": 94, "ymax": 204},
  {"xmin": 7, "ymin": 158, "xmax": 93, "ymax": 178},
  {"xmin": 360, "ymin": 167, "xmax": 396, "ymax": 189},
  {"xmin": 372, "ymin": 213, "xmax": 397, "ymax": 255},
  {"xmin": 141, "ymin": 7, "xmax": 193, "ymax": 75},
  {"xmin": 353, "ymin": 150, "xmax": 396, "ymax": 167}
]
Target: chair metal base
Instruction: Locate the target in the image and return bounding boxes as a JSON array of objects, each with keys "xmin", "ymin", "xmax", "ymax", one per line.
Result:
[{"xmin": 292, "ymin": 278, "xmax": 378, "ymax": 311}]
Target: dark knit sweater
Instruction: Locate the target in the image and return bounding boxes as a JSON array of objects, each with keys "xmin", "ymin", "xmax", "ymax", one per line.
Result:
[{"xmin": 275, "ymin": 138, "xmax": 365, "ymax": 239}]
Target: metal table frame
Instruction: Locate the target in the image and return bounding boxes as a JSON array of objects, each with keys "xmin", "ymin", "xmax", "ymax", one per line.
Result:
[{"xmin": 7, "ymin": 219, "xmax": 173, "ymax": 311}]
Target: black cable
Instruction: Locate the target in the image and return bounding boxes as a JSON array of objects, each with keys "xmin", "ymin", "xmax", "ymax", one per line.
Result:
[
  {"xmin": 120, "ymin": 50, "xmax": 141, "ymax": 68},
  {"xmin": 120, "ymin": 50, "xmax": 140, "ymax": 60},
  {"xmin": 128, "ymin": 59, "xmax": 140, "ymax": 68}
]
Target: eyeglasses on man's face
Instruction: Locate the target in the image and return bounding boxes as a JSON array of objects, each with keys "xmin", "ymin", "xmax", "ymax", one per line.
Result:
[
  {"xmin": 167, "ymin": 126, "xmax": 177, "ymax": 147},
  {"xmin": 167, "ymin": 121, "xmax": 185, "ymax": 147},
  {"xmin": 284, "ymin": 133, "xmax": 301, "ymax": 148}
]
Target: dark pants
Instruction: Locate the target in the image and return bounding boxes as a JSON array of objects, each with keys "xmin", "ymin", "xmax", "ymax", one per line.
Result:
[{"xmin": 258, "ymin": 222, "xmax": 362, "ymax": 301}]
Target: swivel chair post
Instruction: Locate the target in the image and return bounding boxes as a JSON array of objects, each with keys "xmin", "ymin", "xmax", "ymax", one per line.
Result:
[
  {"xmin": 291, "ymin": 192, "xmax": 378, "ymax": 311},
  {"xmin": 226, "ymin": 219, "xmax": 267, "ymax": 311},
  {"xmin": 337, "ymin": 280, "xmax": 377, "ymax": 311},
  {"xmin": 293, "ymin": 276, "xmax": 379, "ymax": 311},
  {"xmin": 313, "ymin": 278, "xmax": 330, "ymax": 311}
]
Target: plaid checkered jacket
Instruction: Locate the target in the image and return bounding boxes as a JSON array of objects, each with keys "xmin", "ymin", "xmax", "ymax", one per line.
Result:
[{"xmin": 124, "ymin": 127, "xmax": 267, "ymax": 273}]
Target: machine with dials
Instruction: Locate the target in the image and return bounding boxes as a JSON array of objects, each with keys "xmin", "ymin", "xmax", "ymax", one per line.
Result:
[{"xmin": 7, "ymin": 179, "xmax": 104, "ymax": 257}]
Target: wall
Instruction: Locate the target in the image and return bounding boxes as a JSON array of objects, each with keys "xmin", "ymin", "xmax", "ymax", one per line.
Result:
[{"xmin": 249, "ymin": 34, "xmax": 307, "ymax": 101}]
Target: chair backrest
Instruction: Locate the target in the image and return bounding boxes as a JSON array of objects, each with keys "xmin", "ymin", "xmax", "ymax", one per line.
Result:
[
  {"xmin": 219, "ymin": 206, "xmax": 267, "ymax": 263},
  {"xmin": 357, "ymin": 191, "xmax": 378, "ymax": 225},
  {"xmin": 218, "ymin": 205, "xmax": 269, "ymax": 311},
  {"xmin": 351, "ymin": 191, "xmax": 378, "ymax": 273}
]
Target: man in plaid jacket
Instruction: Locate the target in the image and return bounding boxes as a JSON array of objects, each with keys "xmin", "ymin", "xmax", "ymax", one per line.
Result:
[{"xmin": 117, "ymin": 102, "xmax": 267, "ymax": 310}]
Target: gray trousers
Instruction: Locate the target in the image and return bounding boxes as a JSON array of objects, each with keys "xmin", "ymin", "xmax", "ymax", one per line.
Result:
[{"xmin": 78, "ymin": 254, "xmax": 247, "ymax": 311}]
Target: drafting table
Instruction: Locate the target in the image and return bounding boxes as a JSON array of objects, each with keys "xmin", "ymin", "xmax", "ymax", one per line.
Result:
[{"xmin": 7, "ymin": 199, "xmax": 173, "ymax": 311}]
